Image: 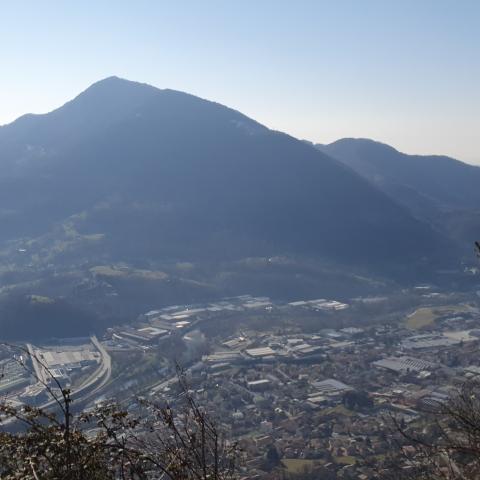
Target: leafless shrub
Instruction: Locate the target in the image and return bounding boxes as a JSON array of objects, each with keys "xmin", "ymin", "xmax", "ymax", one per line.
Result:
[{"xmin": 0, "ymin": 347, "xmax": 238, "ymax": 479}]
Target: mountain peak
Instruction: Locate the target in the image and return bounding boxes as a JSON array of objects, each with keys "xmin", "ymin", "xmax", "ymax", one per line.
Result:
[
  {"xmin": 70, "ymin": 76, "xmax": 159, "ymax": 106},
  {"xmin": 319, "ymin": 138, "xmax": 400, "ymax": 156},
  {"xmin": 81, "ymin": 75, "xmax": 156, "ymax": 92},
  {"xmin": 0, "ymin": 79, "xmax": 443, "ymax": 276},
  {"xmin": 318, "ymin": 136, "xmax": 480, "ymax": 218},
  {"xmin": 93, "ymin": 75, "xmax": 126, "ymax": 84}
]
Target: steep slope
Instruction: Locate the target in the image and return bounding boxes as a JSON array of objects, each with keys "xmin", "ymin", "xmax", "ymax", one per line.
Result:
[
  {"xmin": 0, "ymin": 78, "xmax": 445, "ymax": 275},
  {"xmin": 317, "ymin": 138, "xmax": 480, "ymax": 249}
]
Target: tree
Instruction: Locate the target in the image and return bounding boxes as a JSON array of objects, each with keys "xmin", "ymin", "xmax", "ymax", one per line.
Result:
[
  {"xmin": 342, "ymin": 390, "xmax": 373, "ymax": 411},
  {"xmin": 0, "ymin": 348, "xmax": 238, "ymax": 479},
  {"xmin": 263, "ymin": 445, "xmax": 281, "ymax": 471},
  {"xmin": 376, "ymin": 380, "xmax": 480, "ymax": 479}
]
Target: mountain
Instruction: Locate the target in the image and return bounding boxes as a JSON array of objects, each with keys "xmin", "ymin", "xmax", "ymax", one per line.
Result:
[
  {"xmin": 0, "ymin": 78, "xmax": 456, "ymax": 338},
  {"xmin": 317, "ymin": 138, "xmax": 480, "ymax": 250},
  {"xmin": 0, "ymin": 78, "xmax": 445, "ymax": 269}
]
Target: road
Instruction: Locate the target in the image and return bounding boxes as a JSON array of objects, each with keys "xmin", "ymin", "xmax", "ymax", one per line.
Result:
[
  {"xmin": 35, "ymin": 335, "xmax": 112, "ymax": 411},
  {"xmin": 75, "ymin": 335, "xmax": 112, "ymax": 403},
  {"xmin": 26, "ymin": 343, "xmax": 46, "ymax": 384},
  {"xmin": 148, "ymin": 361, "xmax": 203, "ymax": 397},
  {"xmin": 149, "ymin": 376, "xmax": 179, "ymax": 395}
]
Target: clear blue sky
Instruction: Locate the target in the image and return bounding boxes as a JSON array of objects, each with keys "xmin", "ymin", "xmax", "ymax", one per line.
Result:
[{"xmin": 1, "ymin": 1, "xmax": 479, "ymax": 163}]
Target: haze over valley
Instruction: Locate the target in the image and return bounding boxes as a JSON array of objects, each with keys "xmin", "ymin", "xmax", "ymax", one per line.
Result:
[
  {"xmin": 0, "ymin": 77, "xmax": 476, "ymax": 340},
  {"xmin": 1, "ymin": 3, "xmax": 480, "ymax": 478}
]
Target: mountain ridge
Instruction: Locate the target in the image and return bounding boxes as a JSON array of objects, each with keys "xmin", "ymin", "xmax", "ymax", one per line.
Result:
[
  {"xmin": 317, "ymin": 137, "xmax": 480, "ymax": 251},
  {"xmin": 0, "ymin": 78, "xmax": 464, "ymax": 338},
  {"xmin": 0, "ymin": 77, "xmax": 451, "ymax": 274}
]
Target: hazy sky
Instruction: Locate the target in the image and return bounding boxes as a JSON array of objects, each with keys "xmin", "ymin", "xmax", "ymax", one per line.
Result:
[{"xmin": 1, "ymin": 1, "xmax": 479, "ymax": 163}]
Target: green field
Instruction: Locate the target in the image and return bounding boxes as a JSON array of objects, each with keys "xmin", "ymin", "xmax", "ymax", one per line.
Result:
[
  {"xmin": 406, "ymin": 305, "xmax": 475, "ymax": 330},
  {"xmin": 90, "ymin": 265, "xmax": 167, "ymax": 280},
  {"xmin": 29, "ymin": 294, "xmax": 55, "ymax": 304}
]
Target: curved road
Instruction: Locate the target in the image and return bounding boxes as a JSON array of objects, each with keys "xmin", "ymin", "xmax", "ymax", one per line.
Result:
[
  {"xmin": 36, "ymin": 335, "xmax": 112, "ymax": 410},
  {"xmin": 75, "ymin": 335, "xmax": 112, "ymax": 404}
]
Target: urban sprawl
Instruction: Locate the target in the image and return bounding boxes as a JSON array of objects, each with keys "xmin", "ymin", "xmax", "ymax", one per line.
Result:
[{"xmin": 1, "ymin": 287, "xmax": 480, "ymax": 478}]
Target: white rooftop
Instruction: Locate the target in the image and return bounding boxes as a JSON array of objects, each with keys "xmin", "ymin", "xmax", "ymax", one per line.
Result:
[
  {"xmin": 312, "ymin": 378, "xmax": 353, "ymax": 395},
  {"xmin": 245, "ymin": 346, "xmax": 276, "ymax": 357}
]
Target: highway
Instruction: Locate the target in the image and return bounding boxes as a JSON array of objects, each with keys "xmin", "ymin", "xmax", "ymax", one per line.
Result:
[
  {"xmin": 34, "ymin": 335, "xmax": 112, "ymax": 411},
  {"xmin": 76, "ymin": 335, "xmax": 112, "ymax": 394},
  {"xmin": 26, "ymin": 343, "xmax": 47, "ymax": 384},
  {"xmin": 74, "ymin": 335, "xmax": 112, "ymax": 404}
]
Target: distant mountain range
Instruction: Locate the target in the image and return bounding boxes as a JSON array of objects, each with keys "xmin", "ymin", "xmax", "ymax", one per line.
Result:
[
  {"xmin": 0, "ymin": 77, "xmax": 445, "ymax": 274},
  {"xmin": 0, "ymin": 78, "xmax": 475, "ymax": 339},
  {"xmin": 317, "ymin": 138, "xmax": 480, "ymax": 251}
]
